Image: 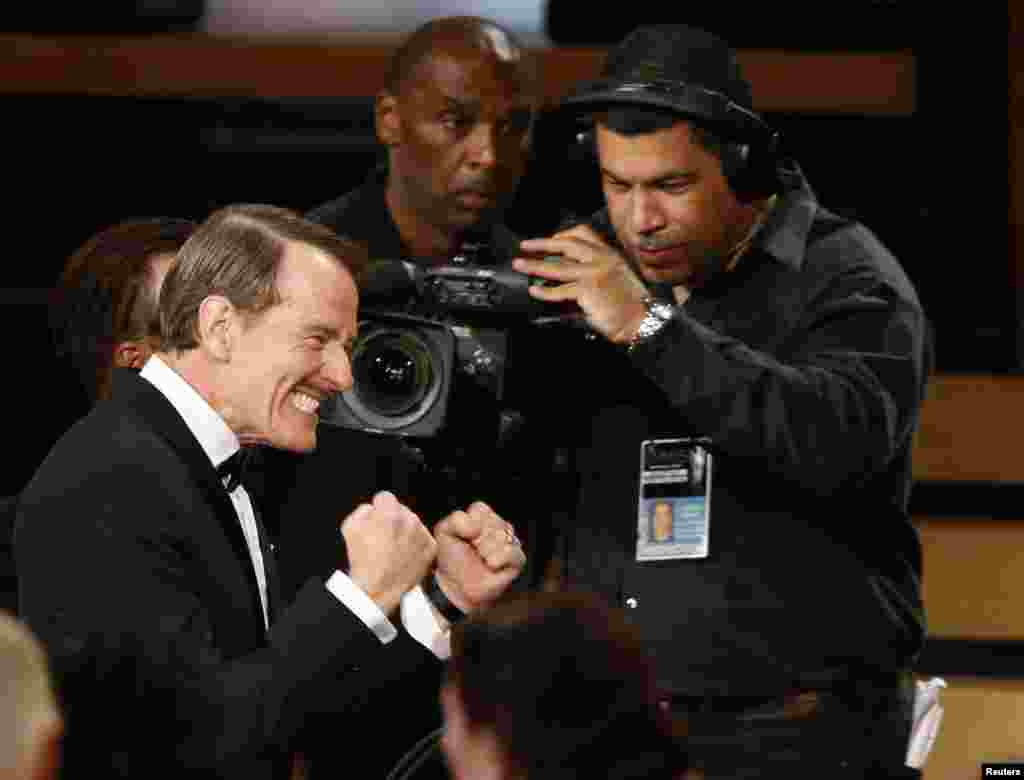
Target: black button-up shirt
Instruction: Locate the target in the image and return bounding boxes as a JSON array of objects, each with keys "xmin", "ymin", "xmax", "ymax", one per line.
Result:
[{"xmin": 562, "ymin": 166, "xmax": 930, "ymax": 696}]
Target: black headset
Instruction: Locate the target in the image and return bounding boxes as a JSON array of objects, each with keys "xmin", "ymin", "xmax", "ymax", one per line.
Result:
[{"xmin": 562, "ymin": 78, "xmax": 783, "ymax": 203}]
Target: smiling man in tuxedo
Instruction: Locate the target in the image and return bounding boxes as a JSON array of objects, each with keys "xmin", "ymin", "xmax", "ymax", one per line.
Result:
[{"xmin": 15, "ymin": 204, "xmax": 525, "ymax": 779}]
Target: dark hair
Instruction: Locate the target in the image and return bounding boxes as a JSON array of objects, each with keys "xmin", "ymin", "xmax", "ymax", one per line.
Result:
[
  {"xmin": 383, "ymin": 15, "xmax": 535, "ymax": 96},
  {"xmin": 596, "ymin": 106, "xmax": 736, "ymax": 170},
  {"xmin": 158, "ymin": 204, "xmax": 368, "ymax": 353},
  {"xmin": 447, "ymin": 589, "xmax": 689, "ymax": 780},
  {"xmin": 51, "ymin": 218, "xmax": 196, "ymax": 402}
]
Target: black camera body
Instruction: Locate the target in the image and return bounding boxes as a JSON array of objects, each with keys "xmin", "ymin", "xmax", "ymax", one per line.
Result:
[
  {"xmin": 318, "ymin": 255, "xmax": 574, "ymax": 439},
  {"xmin": 417, "ymin": 263, "xmax": 555, "ymax": 317}
]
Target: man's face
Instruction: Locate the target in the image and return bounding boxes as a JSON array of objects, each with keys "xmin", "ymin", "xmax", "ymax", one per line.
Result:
[
  {"xmin": 102, "ymin": 251, "xmax": 179, "ymax": 399},
  {"xmin": 226, "ymin": 241, "xmax": 358, "ymax": 453},
  {"xmin": 141, "ymin": 250, "xmax": 176, "ymax": 355},
  {"xmin": 381, "ymin": 45, "xmax": 534, "ymax": 233},
  {"xmin": 596, "ymin": 121, "xmax": 754, "ymax": 287},
  {"xmin": 149, "ymin": 251, "xmax": 176, "ymax": 296}
]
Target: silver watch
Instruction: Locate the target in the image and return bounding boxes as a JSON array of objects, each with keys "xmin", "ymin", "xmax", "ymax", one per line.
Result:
[{"xmin": 628, "ymin": 296, "xmax": 674, "ymax": 352}]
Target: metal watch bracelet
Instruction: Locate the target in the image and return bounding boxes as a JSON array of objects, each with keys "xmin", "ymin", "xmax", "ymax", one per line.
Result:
[{"xmin": 627, "ymin": 296, "xmax": 674, "ymax": 352}]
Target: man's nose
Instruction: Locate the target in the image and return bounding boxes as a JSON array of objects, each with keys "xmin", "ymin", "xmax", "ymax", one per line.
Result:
[
  {"xmin": 322, "ymin": 343, "xmax": 354, "ymax": 393},
  {"xmin": 465, "ymin": 124, "xmax": 497, "ymax": 169},
  {"xmin": 631, "ymin": 189, "xmax": 666, "ymax": 235}
]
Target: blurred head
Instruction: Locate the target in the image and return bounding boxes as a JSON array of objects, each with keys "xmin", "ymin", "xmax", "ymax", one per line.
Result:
[
  {"xmin": 377, "ymin": 16, "xmax": 537, "ymax": 252},
  {"xmin": 0, "ymin": 611, "xmax": 61, "ymax": 780},
  {"xmin": 157, "ymin": 204, "xmax": 368, "ymax": 453},
  {"xmin": 442, "ymin": 590, "xmax": 688, "ymax": 780},
  {"xmin": 51, "ymin": 218, "xmax": 195, "ymax": 403}
]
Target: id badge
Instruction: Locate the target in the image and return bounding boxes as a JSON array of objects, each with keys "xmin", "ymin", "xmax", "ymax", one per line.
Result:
[{"xmin": 636, "ymin": 438, "xmax": 712, "ymax": 561}]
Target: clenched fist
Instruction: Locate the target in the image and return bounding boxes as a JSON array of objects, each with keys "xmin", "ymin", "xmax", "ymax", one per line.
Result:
[
  {"xmin": 433, "ymin": 501, "xmax": 526, "ymax": 614},
  {"xmin": 342, "ymin": 491, "xmax": 436, "ymax": 615}
]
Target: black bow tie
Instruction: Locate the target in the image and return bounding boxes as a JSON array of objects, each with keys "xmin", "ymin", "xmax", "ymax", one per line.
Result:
[{"xmin": 217, "ymin": 447, "xmax": 257, "ymax": 493}]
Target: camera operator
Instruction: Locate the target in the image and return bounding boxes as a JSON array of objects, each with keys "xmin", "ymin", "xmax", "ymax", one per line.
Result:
[
  {"xmin": 265, "ymin": 15, "xmax": 554, "ymax": 780},
  {"xmin": 513, "ymin": 25, "xmax": 931, "ymax": 779}
]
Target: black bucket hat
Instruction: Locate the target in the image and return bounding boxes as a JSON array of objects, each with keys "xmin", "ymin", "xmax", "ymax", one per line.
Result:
[{"xmin": 562, "ymin": 24, "xmax": 770, "ymax": 142}]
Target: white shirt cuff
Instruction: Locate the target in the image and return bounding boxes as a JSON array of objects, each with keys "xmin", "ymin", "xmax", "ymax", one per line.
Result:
[
  {"xmin": 325, "ymin": 570, "xmax": 398, "ymax": 645},
  {"xmin": 401, "ymin": 585, "xmax": 452, "ymax": 660}
]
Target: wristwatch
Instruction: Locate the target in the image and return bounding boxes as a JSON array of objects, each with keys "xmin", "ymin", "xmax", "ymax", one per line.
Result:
[
  {"xmin": 627, "ymin": 296, "xmax": 675, "ymax": 352},
  {"xmin": 424, "ymin": 572, "xmax": 466, "ymax": 624}
]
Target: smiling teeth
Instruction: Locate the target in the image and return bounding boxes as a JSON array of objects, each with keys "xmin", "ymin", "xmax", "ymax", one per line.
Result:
[{"xmin": 291, "ymin": 392, "xmax": 320, "ymax": 415}]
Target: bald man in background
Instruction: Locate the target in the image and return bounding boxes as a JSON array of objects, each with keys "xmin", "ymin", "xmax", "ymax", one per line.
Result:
[{"xmin": 266, "ymin": 16, "xmax": 564, "ymax": 778}]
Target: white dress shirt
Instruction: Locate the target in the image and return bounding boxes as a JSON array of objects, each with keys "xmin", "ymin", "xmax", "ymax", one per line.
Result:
[{"xmin": 140, "ymin": 356, "xmax": 450, "ymax": 658}]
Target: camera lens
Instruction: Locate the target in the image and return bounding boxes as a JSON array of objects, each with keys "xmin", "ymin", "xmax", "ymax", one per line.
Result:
[{"xmin": 351, "ymin": 329, "xmax": 433, "ymax": 416}]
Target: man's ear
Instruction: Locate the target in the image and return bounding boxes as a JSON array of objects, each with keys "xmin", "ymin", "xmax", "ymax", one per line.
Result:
[
  {"xmin": 112, "ymin": 340, "xmax": 149, "ymax": 370},
  {"xmin": 195, "ymin": 295, "xmax": 236, "ymax": 361},
  {"xmin": 375, "ymin": 91, "xmax": 402, "ymax": 147}
]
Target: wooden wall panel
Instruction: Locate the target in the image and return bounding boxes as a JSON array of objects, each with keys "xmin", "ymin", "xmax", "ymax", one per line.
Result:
[
  {"xmin": 913, "ymin": 375, "xmax": 1024, "ymax": 483},
  {"xmin": 918, "ymin": 519, "xmax": 1024, "ymax": 640},
  {"xmin": 0, "ymin": 34, "xmax": 914, "ymax": 113}
]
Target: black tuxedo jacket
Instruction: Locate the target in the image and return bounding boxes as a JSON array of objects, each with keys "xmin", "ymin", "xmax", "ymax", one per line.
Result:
[{"xmin": 14, "ymin": 369, "xmax": 440, "ymax": 779}]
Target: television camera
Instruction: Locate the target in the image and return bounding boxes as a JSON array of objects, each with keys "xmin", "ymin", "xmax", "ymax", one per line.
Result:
[{"xmin": 318, "ymin": 248, "xmax": 578, "ymax": 441}]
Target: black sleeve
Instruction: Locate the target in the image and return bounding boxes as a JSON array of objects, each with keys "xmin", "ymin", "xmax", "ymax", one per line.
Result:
[
  {"xmin": 628, "ymin": 237, "xmax": 929, "ymax": 499},
  {"xmin": 14, "ymin": 459, "xmax": 434, "ymax": 776}
]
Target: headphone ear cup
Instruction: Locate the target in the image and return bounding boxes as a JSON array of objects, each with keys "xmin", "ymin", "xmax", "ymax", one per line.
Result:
[
  {"xmin": 719, "ymin": 142, "xmax": 750, "ymax": 198},
  {"xmin": 570, "ymin": 127, "xmax": 597, "ymax": 165},
  {"xmin": 724, "ymin": 132, "xmax": 782, "ymax": 203}
]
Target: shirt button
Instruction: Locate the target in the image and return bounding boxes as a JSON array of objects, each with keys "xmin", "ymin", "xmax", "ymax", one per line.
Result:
[{"xmin": 625, "ymin": 597, "xmax": 638, "ymax": 609}]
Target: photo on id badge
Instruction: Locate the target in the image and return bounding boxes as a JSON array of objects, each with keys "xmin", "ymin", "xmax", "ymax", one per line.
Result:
[{"xmin": 636, "ymin": 438, "xmax": 712, "ymax": 561}]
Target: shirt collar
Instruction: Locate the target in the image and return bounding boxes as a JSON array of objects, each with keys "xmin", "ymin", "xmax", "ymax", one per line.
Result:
[
  {"xmin": 354, "ymin": 164, "xmax": 409, "ymax": 259},
  {"xmin": 359, "ymin": 163, "xmax": 517, "ymax": 265},
  {"xmin": 139, "ymin": 355, "xmax": 240, "ymax": 470}
]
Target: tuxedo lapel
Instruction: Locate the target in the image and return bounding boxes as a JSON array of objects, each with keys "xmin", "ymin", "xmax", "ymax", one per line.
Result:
[
  {"xmin": 110, "ymin": 369, "xmax": 267, "ymax": 630},
  {"xmin": 239, "ymin": 446, "xmax": 282, "ymax": 627},
  {"xmin": 253, "ymin": 507, "xmax": 282, "ymax": 626}
]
